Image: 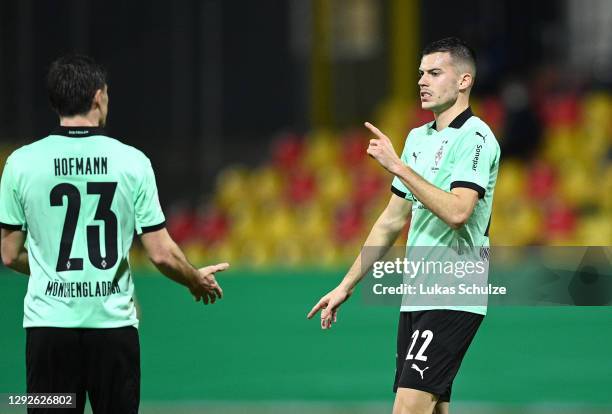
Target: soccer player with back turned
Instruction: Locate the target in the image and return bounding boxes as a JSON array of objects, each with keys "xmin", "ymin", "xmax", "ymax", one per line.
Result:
[
  {"xmin": 0, "ymin": 55, "xmax": 229, "ymax": 414},
  {"xmin": 308, "ymin": 38, "xmax": 500, "ymax": 414}
]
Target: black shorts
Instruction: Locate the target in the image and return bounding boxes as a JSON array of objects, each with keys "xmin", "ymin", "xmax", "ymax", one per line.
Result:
[
  {"xmin": 393, "ymin": 310, "xmax": 483, "ymax": 402},
  {"xmin": 26, "ymin": 326, "xmax": 140, "ymax": 414}
]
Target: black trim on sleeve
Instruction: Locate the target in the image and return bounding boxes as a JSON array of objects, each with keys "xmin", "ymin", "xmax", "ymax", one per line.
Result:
[
  {"xmin": 140, "ymin": 221, "xmax": 166, "ymax": 234},
  {"xmin": 391, "ymin": 185, "xmax": 407, "ymax": 199},
  {"xmin": 484, "ymin": 215, "xmax": 491, "ymax": 237},
  {"xmin": 450, "ymin": 181, "xmax": 485, "ymax": 199},
  {"xmin": 0, "ymin": 222, "xmax": 23, "ymax": 230}
]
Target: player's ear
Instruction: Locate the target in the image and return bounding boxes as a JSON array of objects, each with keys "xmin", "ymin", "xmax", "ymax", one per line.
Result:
[
  {"xmin": 458, "ymin": 72, "xmax": 473, "ymax": 92},
  {"xmin": 92, "ymin": 88, "xmax": 104, "ymax": 110}
]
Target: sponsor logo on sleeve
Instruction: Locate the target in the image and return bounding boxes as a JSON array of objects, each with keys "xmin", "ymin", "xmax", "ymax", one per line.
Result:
[{"xmin": 472, "ymin": 145, "xmax": 482, "ymax": 171}]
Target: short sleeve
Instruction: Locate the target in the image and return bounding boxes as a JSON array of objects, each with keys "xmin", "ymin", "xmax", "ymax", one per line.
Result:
[
  {"xmin": 391, "ymin": 133, "xmax": 414, "ymax": 201},
  {"xmin": 134, "ymin": 158, "xmax": 165, "ymax": 234},
  {"xmin": 0, "ymin": 156, "xmax": 26, "ymax": 230},
  {"xmin": 449, "ymin": 130, "xmax": 497, "ymax": 199}
]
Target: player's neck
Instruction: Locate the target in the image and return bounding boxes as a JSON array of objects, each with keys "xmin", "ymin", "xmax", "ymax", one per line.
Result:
[
  {"xmin": 59, "ymin": 114, "xmax": 100, "ymax": 128},
  {"xmin": 432, "ymin": 99, "xmax": 470, "ymax": 131}
]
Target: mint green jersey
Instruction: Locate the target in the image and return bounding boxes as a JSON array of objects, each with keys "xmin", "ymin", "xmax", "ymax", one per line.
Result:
[
  {"xmin": 391, "ymin": 108, "xmax": 500, "ymax": 315},
  {"xmin": 0, "ymin": 127, "xmax": 165, "ymax": 328}
]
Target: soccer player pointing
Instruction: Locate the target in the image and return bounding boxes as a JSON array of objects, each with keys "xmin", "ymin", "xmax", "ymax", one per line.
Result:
[
  {"xmin": 0, "ymin": 55, "xmax": 228, "ymax": 414},
  {"xmin": 308, "ymin": 38, "xmax": 500, "ymax": 414}
]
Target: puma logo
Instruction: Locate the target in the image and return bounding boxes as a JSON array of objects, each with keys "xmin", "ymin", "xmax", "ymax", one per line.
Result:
[
  {"xmin": 412, "ymin": 151, "xmax": 420, "ymax": 163},
  {"xmin": 411, "ymin": 363, "xmax": 429, "ymax": 380},
  {"xmin": 475, "ymin": 131, "xmax": 487, "ymax": 143}
]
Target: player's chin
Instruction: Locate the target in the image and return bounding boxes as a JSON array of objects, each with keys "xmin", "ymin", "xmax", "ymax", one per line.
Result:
[{"xmin": 420, "ymin": 100, "xmax": 435, "ymax": 110}]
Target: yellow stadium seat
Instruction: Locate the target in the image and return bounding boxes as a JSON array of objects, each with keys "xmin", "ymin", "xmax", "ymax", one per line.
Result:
[
  {"xmin": 491, "ymin": 201, "xmax": 541, "ymax": 245},
  {"xmin": 494, "ymin": 160, "xmax": 526, "ymax": 202},
  {"xmin": 249, "ymin": 166, "xmax": 283, "ymax": 205},
  {"xmin": 558, "ymin": 163, "xmax": 597, "ymax": 207},
  {"xmin": 315, "ymin": 165, "xmax": 351, "ymax": 206},
  {"xmin": 577, "ymin": 214, "xmax": 612, "ymax": 245},
  {"xmin": 582, "ymin": 93, "xmax": 612, "ymax": 133},
  {"xmin": 542, "ymin": 127, "xmax": 579, "ymax": 164},
  {"xmin": 304, "ymin": 129, "xmax": 340, "ymax": 170},
  {"xmin": 215, "ymin": 166, "xmax": 249, "ymax": 208}
]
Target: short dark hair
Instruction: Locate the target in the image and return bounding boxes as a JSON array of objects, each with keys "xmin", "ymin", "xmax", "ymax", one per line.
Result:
[
  {"xmin": 47, "ymin": 54, "xmax": 107, "ymax": 117},
  {"xmin": 422, "ymin": 37, "xmax": 476, "ymax": 74}
]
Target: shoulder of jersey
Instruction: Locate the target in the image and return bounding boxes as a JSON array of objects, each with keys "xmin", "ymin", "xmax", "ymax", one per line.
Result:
[
  {"xmin": 6, "ymin": 140, "xmax": 37, "ymax": 162},
  {"xmin": 462, "ymin": 116, "xmax": 500, "ymax": 157},
  {"xmin": 410, "ymin": 121, "xmax": 433, "ymax": 135},
  {"xmin": 96, "ymin": 136, "xmax": 150, "ymax": 161},
  {"xmin": 405, "ymin": 122, "xmax": 432, "ymax": 143},
  {"xmin": 466, "ymin": 116, "xmax": 500, "ymax": 149}
]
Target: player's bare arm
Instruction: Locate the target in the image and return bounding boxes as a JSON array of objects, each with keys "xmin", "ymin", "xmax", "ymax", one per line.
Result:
[
  {"xmin": 365, "ymin": 122, "xmax": 478, "ymax": 229},
  {"xmin": 307, "ymin": 194, "xmax": 412, "ymax": 329},
  {"xmin": 0, "ymin": 228, "xmax": 29, "ymax": 275},
  {"xmin": 140, "ymin": 227, "xmax": 228, "ymax": 305}
]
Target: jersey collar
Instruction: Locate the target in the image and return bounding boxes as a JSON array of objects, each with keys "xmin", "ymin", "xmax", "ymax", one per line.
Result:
[
  {"xmin": 430, "ymin": 107, "xmax": 473, "ymax": 131},
  {"xmin": 54, "ymin": 126, "xmax": 104, "ymax": 138}
]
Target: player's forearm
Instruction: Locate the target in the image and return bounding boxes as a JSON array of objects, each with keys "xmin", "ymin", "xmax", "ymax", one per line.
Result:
[
  {"xmin": 393, "ymin": 164, "xmax": 468, "ymax": 229},
  {"xmin": 149, "ymin": 243, "xmax": 199, "ymax": 290},
  {"xmin": 1, "ymin": 229, "xmax": 29, "ymax": 275},
  {"xmin": 4, "ymin": 250, "xmax": 30, "ymax": 275},
  {"xmin": 339, "ymin": 214, "xmax": 405, "ymax": 291}
]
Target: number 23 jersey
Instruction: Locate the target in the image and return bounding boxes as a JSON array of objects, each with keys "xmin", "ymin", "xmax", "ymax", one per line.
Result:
[{"xmin": 0, "ymin": 127, "xmax": 165, "ymax": 328}]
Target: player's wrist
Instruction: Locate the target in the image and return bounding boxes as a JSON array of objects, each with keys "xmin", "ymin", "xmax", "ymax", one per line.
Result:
[
  {"xmin": 390, "ymin": 159, "xmax": 406, "ymax": 176},
  {"xmin": 186, "ymin": 268, "xmax": 201, "ymax": 291},
  {"xmin": 338, "ymin": 280, "xmax": 353, "ymax": 294}
]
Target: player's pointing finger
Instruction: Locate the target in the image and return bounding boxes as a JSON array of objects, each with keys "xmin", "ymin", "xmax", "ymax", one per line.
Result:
[
  {"xmin": 364, "ymin": 122, "xmax": 385, "ymax": 139},
  {"xmin": 307, "ymin": 299, "xmax": 325, "ymax": 319}
]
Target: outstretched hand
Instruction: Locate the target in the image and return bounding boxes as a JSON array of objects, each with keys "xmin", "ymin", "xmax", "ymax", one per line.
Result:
[
  {"xmin": 307, "ymin": 286, "xmax": 352, "ymax": 330},
  {"xmin": 364, "ymin": 122, "xmax": 402, "ymax": 174},
  {"xmin": 190, "ymin": 262, "xmax": 229, "ymax": 305}
]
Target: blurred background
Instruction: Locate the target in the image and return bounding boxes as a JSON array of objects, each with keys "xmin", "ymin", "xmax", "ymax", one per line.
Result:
[{"xmin": 0, "ymin": 0, "xmax": 611, "ymax": 413}]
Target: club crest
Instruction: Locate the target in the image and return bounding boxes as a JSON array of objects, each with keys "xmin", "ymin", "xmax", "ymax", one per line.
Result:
[
  {"xmin": 434, "ymin": 145, "xmax": 444, "ymax": 166},
  {"xmin": 434, "ymin": 140, "xmax": 448, "ymax": 167}
]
